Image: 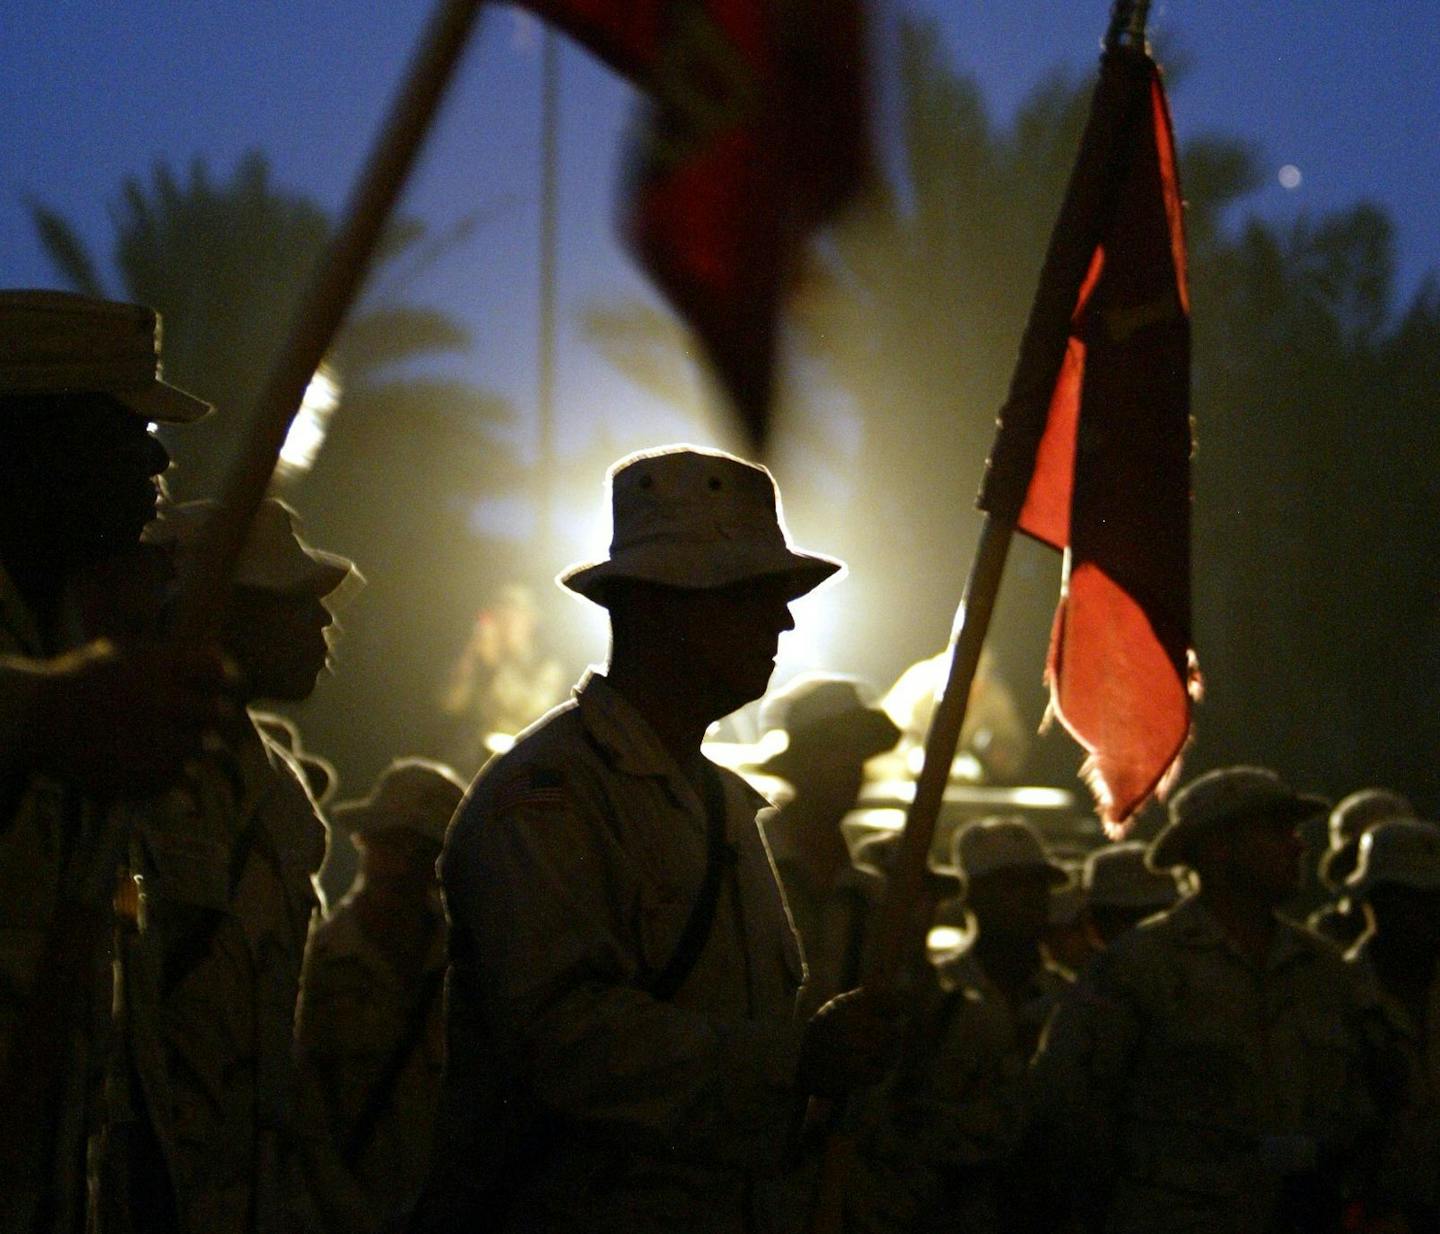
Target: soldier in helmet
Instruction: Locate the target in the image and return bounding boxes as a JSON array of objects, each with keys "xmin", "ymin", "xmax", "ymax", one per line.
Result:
[
  {"xmin": 295, "ymin": 758, "xmax": 466, "ymax": 1233},
  {"xmin": 1032, "ymin": 766, "xmax": 1383, "ymax": 1233},
  {"xmin": 0, "ymin": 289, "xmax": 227, "ymax": 1232},
  {"xmin": 424, "ymin": 445, "xmax": 897, "ymax": 1234},
  {"xmin": 140, "ymin": 497, "xmax": 360, "ymax": 1234}
]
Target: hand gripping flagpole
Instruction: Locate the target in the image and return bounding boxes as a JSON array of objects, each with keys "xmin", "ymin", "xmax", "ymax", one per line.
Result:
[
  {"xmin": 174, "ymin": 0, "xmax": 486, "ymax": 640},
  {"xmin": 806, "ymin": 3, "xmax": 1152, "ymax": 1228}
]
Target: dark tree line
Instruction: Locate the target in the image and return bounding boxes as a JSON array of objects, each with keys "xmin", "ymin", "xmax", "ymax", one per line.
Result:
[
  {"xmin": 591, "ymin": 19, "xmax": 1440, "ymax": 814},
  {"xmin": 31, "ymin": 26, "xmax": 1440, "ymax": 813}
]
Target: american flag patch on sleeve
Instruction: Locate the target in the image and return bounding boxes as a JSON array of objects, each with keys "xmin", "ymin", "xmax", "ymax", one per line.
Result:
[{"xmin": 491, "ymin": 768, "xmax": 567, "ymax": 816}]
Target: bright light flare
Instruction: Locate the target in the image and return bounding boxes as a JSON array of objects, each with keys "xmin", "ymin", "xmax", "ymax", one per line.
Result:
[{"xmin": 277, "ymin": 366, "xmax": 340, "ymax": 477}]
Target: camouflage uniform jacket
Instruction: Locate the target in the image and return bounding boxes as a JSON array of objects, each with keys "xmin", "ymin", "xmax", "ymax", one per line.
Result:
[
  {"xmin": 0, "ymin": 563, "xmax": 131, "ymax": 1233},
  {"xmin": 1031, "ymin": 895, "xmax": 1381, "ymax": 1234},
  {"xmin": 845, "ymin": 947, "xmax": 1067, "ymax": 1234},
  {"xmin": 435, "ymin": 671, "xmax": 808, "ymax": 1234},
  {"xmin": 137, "ymin": 714, "xmax": 327, "ymax": 1234},
  {"xmin": 293, "ymin": 895, "xmax": 446, "ymax": 1233}
]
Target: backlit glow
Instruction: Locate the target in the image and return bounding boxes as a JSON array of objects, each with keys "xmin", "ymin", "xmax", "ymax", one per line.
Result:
[{"xmin": 277, "ymin": 366, "xmax": 340, "ymax": 476}]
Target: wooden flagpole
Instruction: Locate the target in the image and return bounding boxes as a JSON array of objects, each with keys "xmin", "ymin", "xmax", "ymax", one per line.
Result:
[
  {"xmin": 806, "ymin": 4, "xmax": 1153, "ymax": 1229},
  {"xmin": 175, "ymin": 0, "xmax": 486, "ymax": 638}
]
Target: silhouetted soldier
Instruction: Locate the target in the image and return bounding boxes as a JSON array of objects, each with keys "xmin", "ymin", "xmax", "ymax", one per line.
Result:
[
  {"xmin": 0, "ymin": 289, "xmax": 225, "ymax": 1233},
  {"xmin": 141, "ymin": 497, "xmax": 359, "ymax": 1234},
  {"xmin": 1308, "ymin": 788, "xmax": 1414, "ymax": 949},
  {"xmin": 843, "ymin": 817, "xmax": 1068, "ymax": 1233},
  {"xmin": 756, "ymin": 674, "xmax": 900, "ymax": 1009},
  {"xmin": 1033, "ymin": 767, "xmax": 1382, "ymax": 1234},
  {"xmin": 295, "ymin": 758, "xmax": 466, "ymax": 1233},
  {"xmin": 1344, "ymin": 818, "xmax": 1440, "ymax": 1230},
  {"xmin": 426, "ymin": 445, "xmax": 896, "ymax": 1234},
  {"xmin": 1080, "ymin": 840, "xmax": 1183, "ymax": 950}
]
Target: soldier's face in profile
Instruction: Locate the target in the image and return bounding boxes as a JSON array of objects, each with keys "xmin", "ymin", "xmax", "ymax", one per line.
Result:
[
  {"xmin": 670, "ymin": 576, "xmax": 798, "ymax": 714},
  {"xmin": 5, "ymin": 396, "xmax": 171, "ymax": 560},
  {"xmin": 224, "ymin": 586, "xmax": 334, "ymax": 701}
]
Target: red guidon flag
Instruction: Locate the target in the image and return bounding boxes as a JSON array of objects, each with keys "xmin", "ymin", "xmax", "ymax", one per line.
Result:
[
  {"xmin": 509, "ymin": 0, "xmax": 871, "ymax": 451},
  {"xmin": 979, "ymin": 46, "xmax": 1200, "ymax": 835}
]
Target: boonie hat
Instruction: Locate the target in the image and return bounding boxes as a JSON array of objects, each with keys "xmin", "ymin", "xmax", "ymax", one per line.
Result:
[
  {"xmin": 950, "ymin": 816, "xmax": 1069, "ymax": 895},
  {"xmin": 850, "ymin": 828, "xmax": 959, "ymax": 894},
  {"xmin": 1148, "ymin": 766, "xmax": 1327, "ymax": 871},
  {"xmin": 558, "ymin": 445, "xmax": 843, "ymax": 605},
  {"xmin": 146, "ymin": 498, "xmax": 361, "ymax": 599},
  {"xmin": 0, "ymin": 289, "xmax": 210, "ymax": 422},
  {"xmin": 1346, "ymin": 818, "xmax": 1440, "ymax": 897},
  {"xmin": 1320, "ymin": 788, "xmax": 1414, "ymax": 890},
  {"xmin": 1084, "ymin": 841, "xmax": 1182, "ymax": 911},
  {"xmin": 756, "ymin": 674, "xmax": 900, "ymax": 777},
  {"xmin": 332, "ymin": 758, "xmax": 467, "ymax": 846}
]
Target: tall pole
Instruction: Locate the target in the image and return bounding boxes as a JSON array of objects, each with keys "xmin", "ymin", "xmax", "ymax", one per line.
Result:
[
  {"xmin": 174, "ymin": 0, "xmax": 485, "ymax": 639},
  {"xmin": 807, "ymin": 2, "xmax": 1156, "ymax": 1228},
  {"xmin": 536, "ymin": 26, "xmax": 560, "ymax": 566}
]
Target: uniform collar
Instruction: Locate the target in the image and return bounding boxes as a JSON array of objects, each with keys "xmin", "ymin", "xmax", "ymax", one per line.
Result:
[
  {"xmin": 575, "ymin": 669, "xmax": 682, "ymax": 780},
  {"xmin": 575, "ymin": 670, "xmax": 769, "ymax": 826},
  {"xmin": 1168, "ymin": 893, "xmax": 1312, "ymax": 972}
]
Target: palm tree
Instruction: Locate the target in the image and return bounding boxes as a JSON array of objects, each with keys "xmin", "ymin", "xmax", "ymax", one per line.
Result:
[
  {"xmin": 582, "ymin": 16, "xmax": 1440, "ymax": 810},
  {"xmin": 31, "ymin": 151, "xmax": 526, "ymax": 786}
]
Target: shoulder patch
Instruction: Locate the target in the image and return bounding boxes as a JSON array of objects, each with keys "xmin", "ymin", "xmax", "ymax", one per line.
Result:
[{"xmin": 491, "ymin": 768, "xmax": 567, "ymax": 816}]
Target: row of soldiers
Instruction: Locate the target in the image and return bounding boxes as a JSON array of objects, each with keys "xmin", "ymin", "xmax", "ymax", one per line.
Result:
[
  {"xmin": 0, "ymin": 289, "xmax": 471, "ymax": 1233},
  {"xmin": 4, "ymin": 288, "xmax": 1438, "ymax": 1234},
  {"xmin": 764, "ymin": 671, "xmax": 1440, "ymax": 1232}
]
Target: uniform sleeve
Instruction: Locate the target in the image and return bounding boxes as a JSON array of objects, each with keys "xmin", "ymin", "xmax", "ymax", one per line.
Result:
[{"xmin": 441, "ymin": 775, "xmax": 804, "ymax": 1171}]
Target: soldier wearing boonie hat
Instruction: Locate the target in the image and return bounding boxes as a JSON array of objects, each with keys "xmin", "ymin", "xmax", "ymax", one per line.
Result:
[
  {"xmin": 427, "ymin": 445, "xmax": 898, "ymax": 1234},
  {"xmin": 135, "ymin": 497, "xmax": 360, "ymax": 1234},
  {"xmin": 757, "ymin": 675, "xmax": 901, "ymax": 1009},
  {"xmin": 1082, "ymin": 841, "xmax": 1183, "ymax": 948},
  {"xmin": 940, "ymin": 817, "xmax": 1071, "ymax": 1050},
  {"xmin": 1342, "ymin": 818, "xmax": 1440, "ymax": 1226},
  {"xmin": 0, "ymin": 290, "xmax": 227, "ymax": 1229},
  {"xmin": 1032, "ymin": 766, "xmax": 1380, "ymax": 1234},
  {"xmin": 847, "ymin": 817, "xmax": 1069, "ymax": 1233},
  {"xmin": 1309, "ymin": 788, "xmax": 1415, "ymax": 949},
  {"xmin": 295, "ymin": 759, "xmax": 464, "ymax": 1232}
]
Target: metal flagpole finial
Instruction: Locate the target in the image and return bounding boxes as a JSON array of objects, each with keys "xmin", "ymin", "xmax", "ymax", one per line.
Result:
[{"xmin": 1105, "ymin": 0, "xmax": 1151, "ymax": 52}]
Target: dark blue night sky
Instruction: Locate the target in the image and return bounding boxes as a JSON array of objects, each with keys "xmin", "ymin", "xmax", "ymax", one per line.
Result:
[{"xmin": 4, "ymin": 0, "xmax": 1437, "ymax": 467}]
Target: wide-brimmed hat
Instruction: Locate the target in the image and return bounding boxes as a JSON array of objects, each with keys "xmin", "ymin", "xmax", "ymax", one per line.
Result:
[
  {"xmin": 0, "ymin": 289, "xmax": 210, "ymax": 422},
  {"xmin": 146, "ymin": 497, "xmax": 361, "ymax": 600},
  {"xmin": 1319, "ymin": 787, "xmax": 1414, "ymax": 890},
  {"xmin": 332, "ymin": 757, "xmax": 467, "ymax": 847},
  {"xmin": 1148, "ymin": 766, "xmax": 1327, "ymax": 871},
  {"xmin": 949, "ymin": 816, "xmax": 1069, "ymax": 896},
  {"xmin": 1084, "ymin": 841, "xmax": 1182, "ymax": 911},
  {"xmin": 756, "ymin": 673, "xmax": 900, "ymax": 778},
  {"xmin": 850, "ymin": 828, "xmax": 959, "ymax": 894},
  {"xmin": 558, "ymin": 445, "xmax": 843, "ymax": 605},
  {"xmin": 1346, "ymin": 818, "xmax": 1440, "ymax": 898}
]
